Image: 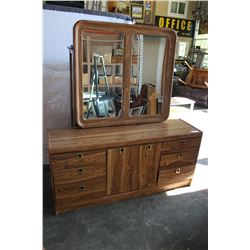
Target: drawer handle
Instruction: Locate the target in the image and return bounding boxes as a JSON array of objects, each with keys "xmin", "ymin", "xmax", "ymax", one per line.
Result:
[
  {"xmin": 120, "ymin": 148, "xmax": 124, "ymax": 154},
  {"xmin": 79, "ymin": 186, "xmax": 84, "ymax": 192},
  {"xmin": 147, "ymin": 145, "xmax": 152, "ymax": 150},
  {"xmin": 176, "ymin": 168, "xmax": 181, "ymax": 174},
  {"xmin": 177, "ymin": 153, "xmax": 182, "ymax": 158},
  {"xmin": 77, "ymin": 153, "xmax": 84, "ymax": 159},
  {"xmin": 77, "ymin": 168, "xmax": 83, "ymax": 175},
  {"xmin": 181, "ymin": 140, "xmax": 185, "ymax": 145}
]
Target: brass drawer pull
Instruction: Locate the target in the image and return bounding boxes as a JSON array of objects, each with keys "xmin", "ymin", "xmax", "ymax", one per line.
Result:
[
  {"xmin": 77, "ymin": 168, "xmax": 83, "ymax": 175},
  {"xmin": 175, "ymin": 168, "xmax": 181, "ymax": 174},
  {"xmin": 177, "ymin": 153, "xmax": 182, "ymax": 158},
  {"xmin": 77, "ymin": 153, "xmax": 84, "ymax": 159},
  {"xmin": 147, "ymin": 145, "xmax": 152, "ymax": 150},
  {"xmin": 79, "ymin": 186, "xmax": 84, "ymax": 192},
  {"xmin": 120, "ymin": 148, "xmax": 124, "ymax": 153}
]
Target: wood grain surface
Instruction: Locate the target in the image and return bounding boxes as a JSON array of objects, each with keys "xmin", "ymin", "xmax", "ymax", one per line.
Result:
[
  {"xmin": 107, "ymin": 146, "xmax": 140, "ymax": 195},
  {"xmin": 55, "ymin": 179, "xmax": 191, "ymax": 214},
  {"xmin": 158, "ymin": 164, "xmax": 195, "ymax": 186},
  {"xmin": 139, "ymin": 143, "xmax": 161, "ymax": 189},
  {"xmin": 48, "ymin": 119, "xmax": 203, "ymax": 214},
  {"xmin": 107, "ymin": 143, "xmax": 161, "ymax": 195},
  {"xmin": 51, "ymin": 150, "xmax": 106, "ymax": 171},
  {"xmin": 48, "ymin": 119, "xmax": 202, "ymax": 154},
  {"xmin": 55, "ymin": 175, "xmax": 106, "ymax": 200},
  {"xmin": 161, "ymin": 137, "xmax": 201, "ymax": 153},
  {"xmin": 53, "ymin": 165, "xmax": 106, "ymax": 185},
  {"xmin": 160, "ymin": 150, "xmax": 198, "ymax": 170}
]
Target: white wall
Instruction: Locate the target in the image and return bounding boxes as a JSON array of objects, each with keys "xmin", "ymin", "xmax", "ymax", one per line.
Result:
[
  {"xmin": 142, "ymin": 37, "xmax": 165, "ymax": 95},
  {"xmin": 43, "ymin": 9, "xmax": 132, "ymax": 64}
]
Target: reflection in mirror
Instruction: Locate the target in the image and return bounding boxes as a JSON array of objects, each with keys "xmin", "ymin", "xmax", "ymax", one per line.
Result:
[
  {"xmin": 129, "ymin": 34, "xmax": 166, "ymax": 117},
  {"xmin": 81, "ymin": 29, "xmax": 124, "ymax": 119}
]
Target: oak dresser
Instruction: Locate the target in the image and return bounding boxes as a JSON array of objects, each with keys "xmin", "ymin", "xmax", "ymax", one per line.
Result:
[{"xmin": 48, "ymin": 119, "xmax": 202, "ymax": 214}]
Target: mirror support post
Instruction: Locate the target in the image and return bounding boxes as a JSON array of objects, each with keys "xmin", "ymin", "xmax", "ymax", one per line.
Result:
[{"xmin": 122, "ymin": 33, "xmax": 132, "ymax": 119}]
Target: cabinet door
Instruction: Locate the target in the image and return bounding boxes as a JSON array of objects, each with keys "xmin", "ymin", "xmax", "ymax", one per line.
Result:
[
  {"xmin": 107, "ymin": 143, "xmax": 161, "ymax": 195},
  {"xmin": 139, "ymin": 143, "xmax": 161, "ymax": 189},
  {"xmin": 107, "ymin": 146, "xmax": 140, "ymax": 195}
]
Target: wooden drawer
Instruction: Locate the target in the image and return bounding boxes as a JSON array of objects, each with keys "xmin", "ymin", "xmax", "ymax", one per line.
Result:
[
  {"xmin": 51, "ymin": 150, "xmax": 106, "ymax": 171},
  {"xmin": 158, "ymin": 164, "xmax": 195, "ymax": 186},
  {"xmin": 160, "ymin": 150, "xmax": 198, "ymax": 170},
  {"xmin": 53, "ymin": 165, "xmax": 106, "ymax": 185},
  {"xmin": 55, "ymin": 175, "xmax": 106, "ymax": 200},
  {"xmin": 161, "ymin": 137, "xmax": 201, "ymax": 153},
  {"xmin": 56, "ymin": 180, "xmax": 106, "ymax": 212}
]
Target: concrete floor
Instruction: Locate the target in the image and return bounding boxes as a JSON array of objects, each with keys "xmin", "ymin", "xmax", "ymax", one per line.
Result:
[{"xmin": 43, "ymin": 105, "xmax": 208, "ymax": 250}]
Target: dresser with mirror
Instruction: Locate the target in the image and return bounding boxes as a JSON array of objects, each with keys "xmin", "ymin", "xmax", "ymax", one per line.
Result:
[{"xmin": 48, "ymin": 21, "xmax": 202, "ymax": 214}]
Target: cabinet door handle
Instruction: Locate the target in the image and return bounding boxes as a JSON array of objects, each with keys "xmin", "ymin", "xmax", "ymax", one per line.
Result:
[
  {"xmin": 180, "ymin": 140, "xmax": 185, "ymax": 145},
  {"xmin": 120, "ymin": 148, "xmax": 124, "ymax": 153},
  {"xmin": 177, "ymin": 153, "xmax": 182, "ymax": 158},
  {"xmin": 77, "ymin": 168, "xmax": 83, "ymax": 175},
  {"xmin": 175, "ymin": 168, "xmax": 181, "ymax": 174},
  {"xmin": 79, "ymin": 186, "xmax": 84, "ymax": 192},
  {"xmin": 77, "ymin": 153, "xmax": 84, "ymax": 159},
  {"xmin": 147, "ymin": 145, "xmax": 152, "ymax": 150}
]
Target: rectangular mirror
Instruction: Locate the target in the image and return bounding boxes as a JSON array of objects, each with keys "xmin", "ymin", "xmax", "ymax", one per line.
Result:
[
  {"xmin": 129, "ymin": 34, "xmax": 166, "ymax": 117},
  {"xmin": 81, "ymin": 29, "xmax": 124, "ymax": 119},
  {"xmin": 73, "ymin": 21, "xmax": 176, "ymax": 128}
]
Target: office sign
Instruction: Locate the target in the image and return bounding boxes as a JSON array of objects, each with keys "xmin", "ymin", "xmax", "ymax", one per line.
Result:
[{"xmin": 155, "ymin": 16, "xmax": 195, "ymax": 38}]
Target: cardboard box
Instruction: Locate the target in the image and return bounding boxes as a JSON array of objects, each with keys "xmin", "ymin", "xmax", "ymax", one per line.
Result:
[
  {"xmin": 99, "ymin": 76, "xmax": 113, "ymax": 85},
  {"xmin": 113, "ymin": 76, "xmax": 123, "ymax": 85},
  {"xmin": 83, "ymin": 104, "xmax": 88, "ymax": 113},
  {"xmin": 145, "ymin": 84, "xmax": 156, "ymax": 98},
  {"xmin": 131, "ymin": 77, "xmax": 137, "ymax": 85},
  {"xmin": 113, "ymin": 48, "xmax": 124, "ymax": 56},
  {"xmin": 103, "ymin": 52, "xmax": 112, "ymax": 64},
  {"xmin": 132, "ymin": 55, "xmax": 137, "ymax": 64},
  {"xmin": 112, "ymin": 48, "xmax": 136, "ymax": 55},
  {"xmin": 82, "ymin": 74, "xmax": 89, "ymax": 87},
  {"xmin": 111, "ymin": 55, "xmax": 137, "ymax": 64},
  {"xmin": 111, "ymin": 55, "xmax": 123, "ymax": 63}
]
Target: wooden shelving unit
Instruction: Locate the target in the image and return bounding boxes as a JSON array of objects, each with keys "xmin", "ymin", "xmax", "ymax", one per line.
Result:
[{"xmin": 81, "ymin": 32, "xmax": 141, "ymax": 95}]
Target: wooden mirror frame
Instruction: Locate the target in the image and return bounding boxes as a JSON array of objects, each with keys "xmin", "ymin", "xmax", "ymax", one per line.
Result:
[{"xmin": 73, "ymin": 20, "xmax": 176, "ymax": 128}]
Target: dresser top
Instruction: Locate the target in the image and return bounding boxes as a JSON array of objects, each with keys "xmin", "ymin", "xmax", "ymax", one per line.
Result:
[{"xmin": 48, "ymin": 119, "xmax": 202, "ymax": 154}]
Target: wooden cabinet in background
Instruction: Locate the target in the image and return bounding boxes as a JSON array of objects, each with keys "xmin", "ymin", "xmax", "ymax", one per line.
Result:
[{"xmin": 48, "ymin": 119, "xmax": 202, "ymax": 214}]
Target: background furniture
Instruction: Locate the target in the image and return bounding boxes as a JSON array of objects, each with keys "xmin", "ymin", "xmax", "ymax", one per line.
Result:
[
  {"xmin": 171, "ymin": 96, "xmax": 195, "ymax": 111},
  {"xmin": 81, "ymin": 31, "xmax": 140, "ymax": 92},
  {"xmin": 173, "ymin": 68, "xmax": 208, "ymax": 108}
]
